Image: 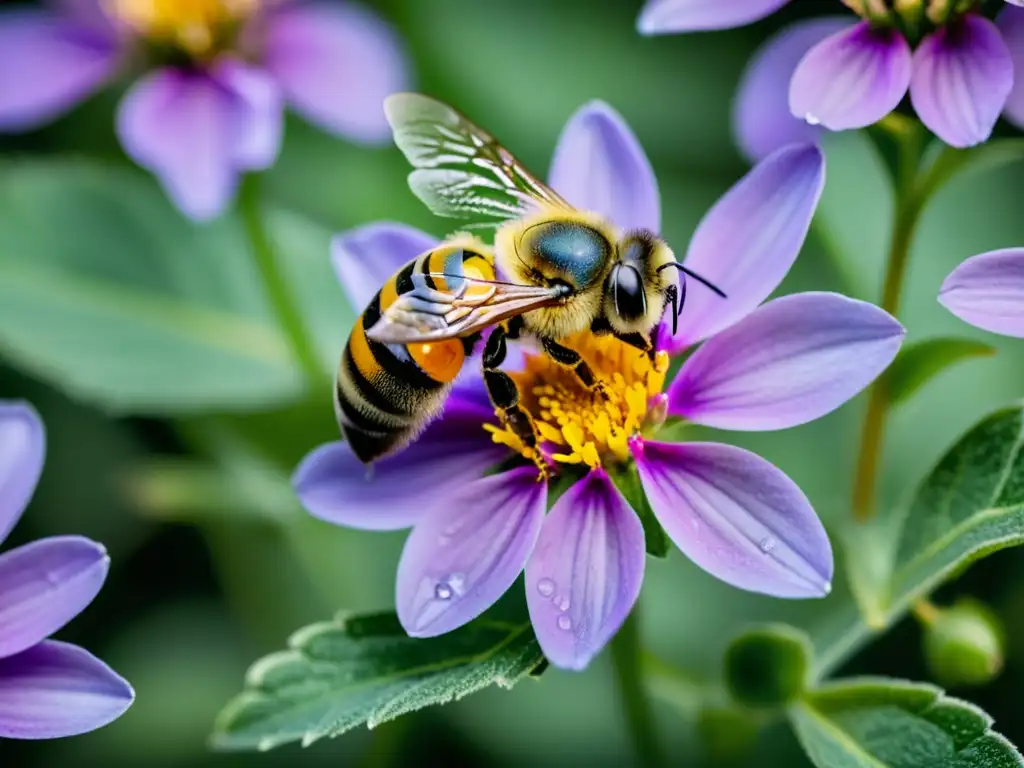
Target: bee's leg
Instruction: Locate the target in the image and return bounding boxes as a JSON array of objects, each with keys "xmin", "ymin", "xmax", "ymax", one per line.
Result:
[
  {"xmin": 540, "ymin": 338, "xmax": 607, "ymax": 398},
  {"xmin": 504, "ymin": 314, "xmax": 525, "ymax": 340},
  {"xmin": 483, "ymin": 324, "xmax": 549, "ymax": 480},
  {"xmin": 613, "ymin": 331, "xmax": 651, "ymax": 354},
  {"xmin": 614, "ymin": 329, "xmax": 669, "ymax": 373}
]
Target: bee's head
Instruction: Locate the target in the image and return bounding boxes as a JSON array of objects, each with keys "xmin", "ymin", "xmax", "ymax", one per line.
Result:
[{"xmin": 604, "ymin": 230, "xmax": 675, "ymax": 336}]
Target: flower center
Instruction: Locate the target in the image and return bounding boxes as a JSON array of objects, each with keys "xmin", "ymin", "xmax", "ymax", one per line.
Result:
[
  {"xmin": 485, "ymin": 333, "xmax": 670, "ymax": 470},
  {"xmin": 106, "ymin": 0, "xmax": 258, "ymax": 57}
]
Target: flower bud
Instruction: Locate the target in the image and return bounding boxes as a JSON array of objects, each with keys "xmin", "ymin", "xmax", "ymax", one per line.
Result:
[
  {"xmin": 724, "ymin": 624, "xmax": 810, "ymax": 708},
  {"xmin": 921, "ymin": 599, "xmax": 1004, "ymax": 687}
]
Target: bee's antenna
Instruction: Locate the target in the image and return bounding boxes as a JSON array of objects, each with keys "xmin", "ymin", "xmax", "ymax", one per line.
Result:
[
  {"xmin": 658, "ymin": 263, "xmax": 725, "ymax": 336},
  {"xmin": 656, "ymin": 262, "xmax": 727, "ymax": 298}
]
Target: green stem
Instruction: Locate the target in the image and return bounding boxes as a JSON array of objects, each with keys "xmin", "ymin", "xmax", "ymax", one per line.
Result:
[
  {"xmin": 850, "ymin": 122, "xmax": 926, "ymax": 523},
  {"xmin": 239, "ymin": 175, "xmax": 324, "ymax": 385},
  {"xmin": 610, "ymin": 606, "xmax": 666, "ymax": 768}
]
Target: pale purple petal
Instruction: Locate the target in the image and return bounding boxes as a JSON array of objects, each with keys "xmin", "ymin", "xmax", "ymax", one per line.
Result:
[
  {"xmin": 548, "ymin": 101, "xmax": 659, "ymax": 232},
  {"xmin": 939, "ymin": 249, "xmax": 1024, "ymax": 337},
  {"xmin": 734, "ymin": 18, "xmax": 855, "ymax": 161},
  {"xmin": 633, "ymin": 440, "xmax": 832, "ymax": 598},
  {"xmin": 911, "ymin": 16, "xmax": 1014, "ymax": 148},
  {"xmin": 213, "ymin": 60, "xmax": 284, "ymax": 171},
  {"xmin": 637, "ymin": 0, "xmax": 792, "ymax": 34},
  {"xmin": 396, "ymin": 467, "xmax": 546, "ymax": 637},
  {"xmin": 0, "ymin": 537, "xmax": 108, "ymax": 659},
  {"xmin": 999, "ymin": 6, "xmax": 1024, "ymax": 128},
  {"xmin": 790, "ymin": 22, "xmax": 912, "ymax": 130},
  {"xmin": 331, "ymin": 223, "xmax": 438, "ymax": 311},
  {"xmin": 0, "ymin": 641, "xmax": 133, "ymax": 739},
  {"xmin": 0, "ymin": 10, "xmax": 119, "ymax": 131},
  {"xmin": 0, "ymin": 402, "xmax": 45, "ymax": 546},
  {"xmin": 525, "ymin": 471, "xmax": 644, "ymax": 671},
  {"xmin": 294, "ymin": 396, "xmax": 504, "ymax": 532},
  {"xmin": 667, "ymin": 143, "xmax": 825, "ymax": 354},
  {"xmin": 262, "ymin": 2, "xmax": 410, "ymax": 143},
  {"xmin": 117, "ymin": 69, "xmax": 238, "ymax": 220},
  {"xmin": 669, "ymin": 292, "xmax": 904, "ymax": 430}
]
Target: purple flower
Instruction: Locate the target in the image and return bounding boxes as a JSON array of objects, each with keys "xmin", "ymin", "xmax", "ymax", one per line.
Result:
[
  {"xmin": 940, "ymin": 249, "xmax": 1024, "ymax": 337},
  {"xmin": 0, "ymin": 401, "xmax": 133, "ymax": 738},
  {"xmin": 0, "ymin": 0, "xmax": 410, "ymax": 220},
  {"xmin": 732, "ymin": 6, "xmax": 1024, "ymax": 158},
  {"xmin": 294, "ymin": 103, "xmax": 905, "ymax": 671}
]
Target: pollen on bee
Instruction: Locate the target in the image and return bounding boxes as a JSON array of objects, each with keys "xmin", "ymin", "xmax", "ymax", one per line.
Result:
[{"xmin": 487, "ymin": 332, "xmax": 668, "ymax": 470}]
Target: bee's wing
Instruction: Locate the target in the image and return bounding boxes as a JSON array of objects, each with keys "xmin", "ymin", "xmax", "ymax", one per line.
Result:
[
  {"xmin": 365, "ymin": 274, "xmax": 565, "ymax": 344},
  {"xmin": 385, "ymin": 93, "xmax": 572, "ymax": 226}
]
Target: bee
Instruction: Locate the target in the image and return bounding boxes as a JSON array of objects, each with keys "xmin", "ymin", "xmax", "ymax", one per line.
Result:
[{"xmin": 338, "ymin": 94, "xmax": 724, "ymax": 471}]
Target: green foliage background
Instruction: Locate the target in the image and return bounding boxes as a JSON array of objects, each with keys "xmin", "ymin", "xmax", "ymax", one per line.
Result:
[{"xmin": 2, "ymin": 0, "xmax": 1024, "ymax": 765}]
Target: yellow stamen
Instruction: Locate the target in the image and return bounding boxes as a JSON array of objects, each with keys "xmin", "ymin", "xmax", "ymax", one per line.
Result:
[
  {"xmin": 489, "ymin": 332, "xmax": 668, "ymax": 470},
  {"xmin": 106, "ymin": 0, "xmax": 258, "ymax": 56}
]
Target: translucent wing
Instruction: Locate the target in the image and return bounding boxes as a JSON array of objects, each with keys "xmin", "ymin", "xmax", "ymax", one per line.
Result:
[
  {"xmin": 384, "ymin": 93, "xmax": 572, "ymax": 226},
  {"xmin": 365, "ymin": 273, "xmax": 567, "ymax": 344}
]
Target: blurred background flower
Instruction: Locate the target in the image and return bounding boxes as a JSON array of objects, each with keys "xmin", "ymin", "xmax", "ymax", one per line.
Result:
[
  {"xmin": 640, "ymin": 0, "xmax": 1024, "ymax": 155},
  {"xmin": 0, "ymin": 0, "xmax": 410, "ymax": 219},
  {"xmin": 939, "ymin": 248, "xmax": 1024, "ymax": 337},
  {"xmin": 2, "ymin": 0, "xmax": 1024, "ymax": 766},
  {"xmin": 0, "ymin": 402, "xmax": 133, "ymax": 740}
]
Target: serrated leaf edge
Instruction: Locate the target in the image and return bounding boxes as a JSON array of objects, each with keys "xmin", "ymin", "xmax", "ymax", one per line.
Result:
[
  {"xmin": 211, "ymin": 617, "xmax": 543, "ymax": 750},
  {"xmin": 793, "ymin": 676, "xmax": 1023, "ymax": 767}
]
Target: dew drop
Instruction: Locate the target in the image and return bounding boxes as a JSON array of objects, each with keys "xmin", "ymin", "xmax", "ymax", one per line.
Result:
[
  {"xmin": 447, "ymin": 572, "xmax": 466, "ymax": 595},
  {"xmin": 557, "ymin": 615, "xmax": 572, "ymax": 631},
  {"xmin": 537, "ymin": 578, "xmax": 556, "ymax": 598},
  {"xmin": 805, "ymin": 112, "xmax": 820, "ymax": 126},
  {"xmin": 434, "ymin": 582, "xmax": 453, "ymax": 600},
  {"xmin": 759, "ymin": 536, "xmax": 775, "ymax": 553},
  {"xmin": 556, "ymin": 596, "xmax": 570, "ymax": 612},
  {"xmin": 822, "ymin": 581, "xmax": 832, "ymax": 596}
]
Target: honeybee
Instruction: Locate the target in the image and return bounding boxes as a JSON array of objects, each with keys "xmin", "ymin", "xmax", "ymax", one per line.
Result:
[{"xmin": 337, "ymin": 94, "xmax": 724, "ymax": 471}]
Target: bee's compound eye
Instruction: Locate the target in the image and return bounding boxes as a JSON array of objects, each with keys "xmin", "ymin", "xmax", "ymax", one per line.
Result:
[
  {"xmin": 611, "ymin": 263, "xmax": 647, "ymax": 322},
  {"xmin": 530, "ymin": 222, "xmax": 611, "ymax": 288}
]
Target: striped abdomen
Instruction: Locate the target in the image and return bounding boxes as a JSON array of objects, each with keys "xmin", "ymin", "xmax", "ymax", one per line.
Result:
[{"xmin": 335, "ymin": 241, "xmax": 496, "ymax": 463}]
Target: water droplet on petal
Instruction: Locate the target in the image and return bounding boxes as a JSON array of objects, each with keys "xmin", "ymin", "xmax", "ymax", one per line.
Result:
[
  {"xmin": 434, "ymin": 582, "xmax": 453, "ymax": 600},
  {"xmin": 805, "ymin": 113, "xmax": 820, "ymax": 126},
  {"xmin": 822, "ymin": 581, "xmax": 832, "ymax": 596},
  {"xmin": 537, "ymin": 578, "xmax": 555, "ymax": 598},
  {"xmin": 447, "ymin": 572, "xmax": 466, "ymax": 595},
  {"xmin": 557, "ymin": 615, "xmax": 572, "ymax": 631},
  {"xmin": 556, "ymin": 596, "xmax": 570, "ymax": 612},
  {"xmin": 759, "ymin": 536, "xmax": 775, "ymax": 553}
]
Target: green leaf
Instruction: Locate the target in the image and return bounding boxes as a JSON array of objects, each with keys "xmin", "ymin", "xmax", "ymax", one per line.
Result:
[
  {"xmin": 790, "ymin": 677, "xmax": 1023, "ymax": 768},
  {"xmin": 0, "ymin": 159, "xmax": 347, "ymax": 414},
  {"xmin": 811, "ymin": 405, "xmax": 1024, "ymax": 680},
  {"xmin": 723, "ymin": 624, "xmax": 811, "ymax": 709},
  {"xmin": 885, "ymin": 338, "xmax": 997, "ymax": 407},
  {"xmin": 892, "ymin": 406, "xmax": 1024, "ymax": 610},
  {"xmin": 211, "ymin": 611, "xmax": 544, "ymax": 751}
]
